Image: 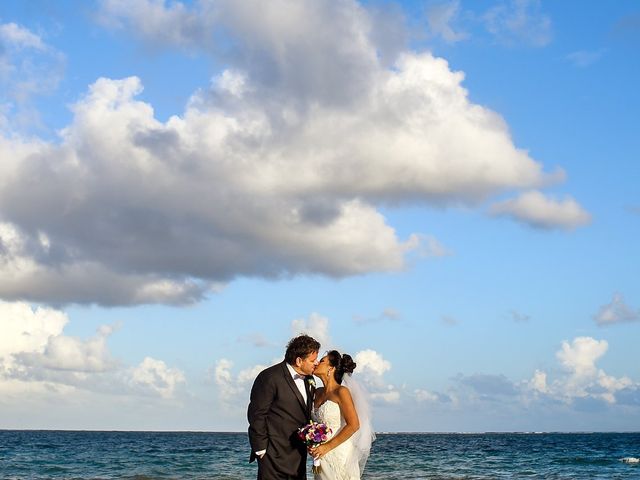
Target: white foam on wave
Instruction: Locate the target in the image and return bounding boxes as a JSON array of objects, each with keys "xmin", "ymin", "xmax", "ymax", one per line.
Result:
[{"xmin": 621, "ymin": 457, "xmax": 640, "ymax": 463}]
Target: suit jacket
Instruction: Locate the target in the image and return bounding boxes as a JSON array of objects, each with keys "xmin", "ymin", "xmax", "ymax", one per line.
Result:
[{"xmin": 248, "ymin": 361, "xmax": 315, "ymax": 478}]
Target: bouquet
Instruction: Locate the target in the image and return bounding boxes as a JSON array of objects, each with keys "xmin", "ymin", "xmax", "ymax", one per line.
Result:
[{"xmin": 298, "ymin": 421, "xmax": 332, "ymax": 473}]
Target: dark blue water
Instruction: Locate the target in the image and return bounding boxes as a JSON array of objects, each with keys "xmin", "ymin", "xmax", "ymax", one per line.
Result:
[{"xmin": 1, "ymin": 430, "xmax": 639, "ymax": 479}]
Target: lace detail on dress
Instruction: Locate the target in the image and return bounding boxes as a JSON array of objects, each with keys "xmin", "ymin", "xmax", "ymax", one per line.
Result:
[{"xmin": 311, "ymin": 401, "xmax": 360, "ymax": 480}]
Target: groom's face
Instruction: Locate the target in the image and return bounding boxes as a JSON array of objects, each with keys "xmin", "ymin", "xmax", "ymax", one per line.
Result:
[{"xmin": 295, "ymin": 350, "xmax": 319, "ymax": 376}]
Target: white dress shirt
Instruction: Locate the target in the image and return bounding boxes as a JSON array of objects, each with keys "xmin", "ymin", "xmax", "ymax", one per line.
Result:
[{"xmin": 286, "ymin": 363, "xmax": 308, "ymax": 403}]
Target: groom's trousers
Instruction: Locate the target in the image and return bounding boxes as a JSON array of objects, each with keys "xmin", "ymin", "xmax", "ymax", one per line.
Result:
[{"xmin": 257, "ymin": 452, "xmax": 307, "ymax": 480}]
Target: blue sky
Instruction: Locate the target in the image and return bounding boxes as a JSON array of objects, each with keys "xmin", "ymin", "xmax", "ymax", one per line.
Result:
[{"xmin": 0, "ymin": 0, "xmax": 639, "ymax": 432}]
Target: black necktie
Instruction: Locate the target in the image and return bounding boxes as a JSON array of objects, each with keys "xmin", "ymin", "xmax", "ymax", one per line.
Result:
[{"xmin": 304, "ymin": 376, "xmax": 313, "ymax": 414}]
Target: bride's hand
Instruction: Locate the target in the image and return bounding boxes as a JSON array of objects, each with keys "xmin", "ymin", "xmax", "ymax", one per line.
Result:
[{"xmin": 310, "ymin": 443, "xmax": 330, "ymax": 459}]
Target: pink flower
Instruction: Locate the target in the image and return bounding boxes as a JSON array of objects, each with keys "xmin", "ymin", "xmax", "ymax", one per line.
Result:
[{"xmin": 297, "ymin": 421, "xmax": 332, "ymax": 447}]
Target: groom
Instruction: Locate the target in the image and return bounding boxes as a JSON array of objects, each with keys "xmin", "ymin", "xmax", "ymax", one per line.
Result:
[{"xmin": 248, "ymin": 334, "xmax": 320, "ymax": 479}]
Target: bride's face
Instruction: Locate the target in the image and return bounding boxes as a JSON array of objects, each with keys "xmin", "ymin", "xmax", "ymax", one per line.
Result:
[{"xmin": 314, "ymin": 355, "xmax": 330, "ymax": 376}]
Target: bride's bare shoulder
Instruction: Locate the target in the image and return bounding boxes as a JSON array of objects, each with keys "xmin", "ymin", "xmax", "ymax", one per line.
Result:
[
  {"xmin": 337, "ymin": 384, "xmax": 351, "ymax": 394},
  {"xmin": 336, "ymin": 385, "xmax": 354, "ymax": 402}
]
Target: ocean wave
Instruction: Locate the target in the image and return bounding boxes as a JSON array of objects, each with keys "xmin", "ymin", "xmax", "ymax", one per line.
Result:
[{"xmin": 621, "ymin": 457, "xmax": 640, "ymax": 464}]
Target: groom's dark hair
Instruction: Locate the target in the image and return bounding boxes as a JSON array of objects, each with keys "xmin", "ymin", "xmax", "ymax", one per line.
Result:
[{"xmin": 285, "ymin": 335, "xmax": 320, "ymax": 364}]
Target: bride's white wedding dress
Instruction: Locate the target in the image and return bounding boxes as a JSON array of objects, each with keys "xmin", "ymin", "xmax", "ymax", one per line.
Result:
[{"xmin": 312, "ymin": 400, "xmax": 360, "ymax": 480}]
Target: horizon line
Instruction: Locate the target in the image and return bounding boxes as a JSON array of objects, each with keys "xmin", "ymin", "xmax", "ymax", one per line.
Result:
[{"xmin": 2, "ymin": 429, "xmax": 639, "ymax": 434}]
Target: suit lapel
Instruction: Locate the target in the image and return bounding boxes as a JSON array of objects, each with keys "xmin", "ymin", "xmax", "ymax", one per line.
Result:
[{"xmin": 282, "ymin": 362, "xmax": 307, "ymax": 414}]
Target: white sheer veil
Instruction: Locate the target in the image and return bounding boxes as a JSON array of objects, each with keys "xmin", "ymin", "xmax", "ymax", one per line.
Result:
[{"xmin": 342, "ymin": 373, "xmax": 376, "ymax": 474}]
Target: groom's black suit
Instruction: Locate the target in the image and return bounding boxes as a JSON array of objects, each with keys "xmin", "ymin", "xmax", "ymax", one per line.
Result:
[{"xmin": 248, "ymin": 361, "xmax": 315, "ymax": 479}]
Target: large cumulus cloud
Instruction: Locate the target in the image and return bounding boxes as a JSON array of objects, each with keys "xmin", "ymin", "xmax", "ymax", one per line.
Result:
[{"xmin": 0, "ymin": 0, "xmax": 584, "ymax": 305}]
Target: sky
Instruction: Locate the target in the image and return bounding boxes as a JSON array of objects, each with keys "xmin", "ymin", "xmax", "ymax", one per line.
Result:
[{"xmin": 0, "ymin": 0, "xmax": 639, "ymax": 433}]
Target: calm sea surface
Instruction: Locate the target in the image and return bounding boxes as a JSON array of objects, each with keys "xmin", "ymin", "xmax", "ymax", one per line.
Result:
[{"xmin": 1, "ymin": 430, "xmax": 639, "ymax": 479}]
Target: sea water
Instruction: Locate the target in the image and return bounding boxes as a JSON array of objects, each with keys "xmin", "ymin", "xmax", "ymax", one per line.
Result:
[{"xmin": 1, "ymin": 430, "xmax": 639, "ymax": 479}]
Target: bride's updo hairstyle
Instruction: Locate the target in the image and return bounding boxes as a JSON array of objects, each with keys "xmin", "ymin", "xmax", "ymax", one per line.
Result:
[{"xmin": 326, "ymin": 350, "xmax": 357, "ymax": 385}]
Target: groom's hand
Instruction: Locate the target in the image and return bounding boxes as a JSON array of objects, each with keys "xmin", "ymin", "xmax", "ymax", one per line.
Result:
[{"xmin": 255, "ymin": 449, "xmax": 266, "ymax": 458}]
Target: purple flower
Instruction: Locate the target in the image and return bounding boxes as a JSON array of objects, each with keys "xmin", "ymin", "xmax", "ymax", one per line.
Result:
[{"xmin": 297, "ymin": 421, "xmax": 332, "ymax": 446}]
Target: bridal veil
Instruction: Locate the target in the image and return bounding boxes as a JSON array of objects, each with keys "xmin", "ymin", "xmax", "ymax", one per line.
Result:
[{"xmin": 342, "ymin": 373, "xmax": 376, "ymax": 474}]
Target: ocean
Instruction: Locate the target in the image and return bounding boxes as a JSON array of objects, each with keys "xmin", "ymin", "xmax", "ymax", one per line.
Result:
[{"xmin": 1, "ymin": 430, "xmax": 639, "ymax": 479}]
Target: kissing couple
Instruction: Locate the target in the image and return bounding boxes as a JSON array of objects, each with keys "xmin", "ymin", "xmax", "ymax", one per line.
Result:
[{"xmin": 248, "ymin": 335, "xmax": 374, "ymax": 480}]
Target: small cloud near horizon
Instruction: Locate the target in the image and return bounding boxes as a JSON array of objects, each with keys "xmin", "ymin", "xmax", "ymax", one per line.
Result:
[{"xmin": 455, "ymin": 373, "xmax": 519, "ymax": 397}]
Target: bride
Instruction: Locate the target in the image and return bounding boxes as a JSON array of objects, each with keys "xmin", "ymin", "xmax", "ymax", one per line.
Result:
[{"xmin": 310, "ymin": 350, "xmax": 375, "ymax": 480}]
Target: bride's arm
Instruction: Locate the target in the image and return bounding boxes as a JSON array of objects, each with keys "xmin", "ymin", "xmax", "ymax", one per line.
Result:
[{"xmin": 311, "ymin": 386, "xmax": 360, "ymax": 458}]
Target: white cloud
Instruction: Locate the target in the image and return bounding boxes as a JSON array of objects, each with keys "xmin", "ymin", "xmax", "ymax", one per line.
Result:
[
  {"xmin": 414, "ymin": 388, "xmax": 439, "ymax": 402},
  {"xmin": 354, "ymin": 349, "xmax": 399, "ymax": 403},
  {"xmin": 0, "ymin": 22, "xmax": 64, "ymax": 131},
  {"xmin": 99, "ymin": 0, "xmax": 382, "ymax": 105},
  {"xmin": 413, "ymin": 234, "xmax": 453, "ymax": 258},
  {"xmin": 371, "ymin": 388, "xmax": 400, "ymax": 404},
  {"xmin": 0, "ymin": 23, "xmax": 46, "ymax": 50},
  {"xmin": 214, "ymin": 69, "xmax": 250, "ymax": 97},
  {"xmin": 483, "ymin": 0, "xmax": 552, "ymax": 47},
  {"xmin": 426, "ymin": 1, "xmax": 467, "ymax": 43},
  {"xmin": 528, "ymin": 369, "xmax": 548, "ymax": 394},
  {"xmin": 566, "ymin": 49, "xmax": 606, "ymax": 68},
  {"xmin": 0, "ymin": 301, "xmax": 185, "ymax": 401},
  {"xmin": 0, "ymin": 1, "xmax": 580, "ymax": 306},
  {"xmin": 213, "ymin": 358, "xmax": 266, "ymax": 406},
  {"xmin": 355, "ymin": 349, "xmax": 392, "ymax": 378},
  {"xmin": 556, "ymin": 336, "xmax": 607, "ymax": 378},
  {"xmin": 130, "ymin": 357, "xmax": 185, "ymax": 398},
  {"xmin": 593, "ymin": 293, "xmax": 640, "ymax": 326},
  {"xmin": 544, "ymin": 337, "xmax": 635, "ymax": 404},
  {"xmin": 97, "ymin": 0, "xmax": 212, "ymax": 49},
  {"xmin": 213, "ymin": 359, "xmax": 237, "ymax": 403},
  {"xmin": 17, "ymin": 324, "xmax": 118, "ymax": 373},
  {"xmin": 490, "ymin": 190, "xmax": 591, "ymax": 230},
  {"xmin": 428, "ymin": 336, "xmax": 638, "ymax": 409},
  {"xmin": 0, "ymin": 300, "xmax": 68, "ymax": 368},
  {"xmin": 291, "ymin": 313, "xmax": 332, "ymax": 349}
]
